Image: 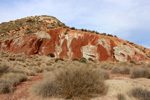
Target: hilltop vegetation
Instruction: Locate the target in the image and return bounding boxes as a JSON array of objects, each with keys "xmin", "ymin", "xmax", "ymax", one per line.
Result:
[{"xmin": 0, "ymin": 15, "xmax": 65, "ymax": 40}]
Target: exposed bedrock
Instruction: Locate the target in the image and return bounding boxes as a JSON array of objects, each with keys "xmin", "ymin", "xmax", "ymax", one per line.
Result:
[{"xmin": 0, "ymin": 28, "xmax": 149, "ymax": 62}]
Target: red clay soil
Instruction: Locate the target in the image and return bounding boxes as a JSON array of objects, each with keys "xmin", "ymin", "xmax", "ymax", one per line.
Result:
[
  {"xmin": 0, "ymin": 73, "xmax": 43, "ymax": 100},
  {"xmin": 111, "ymin": 73, "xmax": 130, "ymax": 78},
  {"xmin": 107, "ymin": 70, "xmax": 130, "ymax": 79}
]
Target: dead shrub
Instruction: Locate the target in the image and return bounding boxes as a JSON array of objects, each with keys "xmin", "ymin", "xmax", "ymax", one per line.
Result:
[
  {"xmin": 0, "ymin": 79, "xmax": 13, "ymax": 94},
  {"xmin": 130, "ymin": 67, "xmax": 150, "ymax": 78},
  {"xmin": 32, "ymin": 65, "xmax": 108, "ymax": 99},
  {"xmin": 111, "ymin": 67, "xmax": 130, "ymax": 74},
  {"xmin": 129, "ymin": 87, "xmax": 150, "ymax": 100}
]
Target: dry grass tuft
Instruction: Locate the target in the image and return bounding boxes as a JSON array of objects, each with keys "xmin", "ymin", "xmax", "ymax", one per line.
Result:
[
  {"xmin": 32, "ymin": 65, "xmax": 108, "ymax": 99},
  {"xmin": 129, "ymin": 87, "xmax": 150, "ymax": 100}
]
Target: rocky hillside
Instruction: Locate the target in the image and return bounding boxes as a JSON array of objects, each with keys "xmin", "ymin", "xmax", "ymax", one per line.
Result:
[{"xmin": 0, "ymin": 15, "xmax": 150, "ymax": 62}]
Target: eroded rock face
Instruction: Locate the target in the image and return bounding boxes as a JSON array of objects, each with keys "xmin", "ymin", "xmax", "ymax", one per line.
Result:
[
  {"xmin": 0, "ymin": 27, "xmax": 149, "ymax": 62},
  {"xmin": 114, "ymin": 45, "xmax": 135, "ymax": 61}
]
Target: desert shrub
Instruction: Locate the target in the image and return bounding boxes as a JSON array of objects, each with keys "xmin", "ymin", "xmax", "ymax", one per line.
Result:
[
  {"xmin": 130, "ymin": 60, "xmax": 136, "ymax": 64},
  {"xmin": 123, "ymin": 43, "xmax": 126, "ymax": 45},
  {"xmin": 0, "ymin": 65, "xmax": 9, "ymax": 76},
  {"xmin": 55, "ymin": 58, "xmax": 64, "ymax": 62},
  {"xmin": 64, "ymin": 31, "xmax": 68, "ymax": 35},
  {"xmin": 107, "ymin": 34, "xmax": 113, "ymax": 37},
  {"xmin": 111, "ymin": 67, "xmax": 130, "ymax": 74},
  {"xmin": 100, "ymin": 62, "xmax": 108, "ymax": 70},
  {"xmin": 32, "ymin": 78, "xmax": 61, "ymax": 98},
  {"xmin": 73, "ymin": 58, "xmax": 79, "ymax": 61},
  {"xmin": 9, "ymin": 57, "xmax": 15, "ymax": 61},
  {"xmin": 24, "ymin": 28, "xmax": 32, "ymax": 34},
  {"xmin": 27, "ymin": 71, "xmax": 36, "ymax": 76},
  {"xmin": 130, "ymin": 68, "xmax": 150, "ymax": 78},
  {"xmin": 94, "ymin": 68, "xmax": 110, "ymax": 79},
  {"xmin": 10, "ymin": 69, "xmax": 26, "ymax": 74},
  {"xmin": 117, "ymin": 93, "xmax": 126, "ymax": 100},
  {"xmin": 47, "ymin": 53, "xmax": 55, "ymax": 57},
  {"xmin": 34, "ymin": 68, "xmax": 43, "ymax": 73},
  {"xmin": 100, "ymin": 64, "xmax": 113, "ymax": 70},
  {"xmin": 1, "ymin": 73, "xmax": 27, "ymax": 86},
  {"xmin": 79, "ymin": 57, "xmax": 87, "ymax": 63},
  {"xmin": 70, "ymin": 27, "xmax": 75, "ymax": 30},
  {"xmin": 129, "ymin": 87, "xmax": 150, "ymax": 100},
  {"xmin": 116, "ymin": 61, "xmax": 135, "ymax": 67},
  {"xmin": 88, "ymin": 58, "xmax": 95, "ymax": 62},
  {"xmin": 0, "ymin": 52, "xmax": 9, "ymax": 57},
  {"xmin": 32, "ymin": 66, "xmax": 108, "ymax": 99},
  {"xmin": 26, "ymin": 18, "xmax": 34, "ymax": 22},
  {"xmin": 42, "ymin": 66, "xmax": 56, "ymax": 72},
  {"xmin": 142, "ymin": 63, "xmax": 150, "ymax": 68},
  {"xmin": 0, "ymin": 79, "xmax": 12, "ymax": 94},
  {"xmin": 114, "ymin": 35, "xmax": 118, "ymax": 38}
]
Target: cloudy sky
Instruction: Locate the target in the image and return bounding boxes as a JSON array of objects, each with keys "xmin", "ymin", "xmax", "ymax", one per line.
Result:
[{"xmin": 0, "ymin": 0, "xmax": 150, "ymax": 48}]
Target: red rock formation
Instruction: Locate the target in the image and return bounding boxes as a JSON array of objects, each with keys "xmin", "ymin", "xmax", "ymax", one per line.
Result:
[{"xmin": 0, "ymin": 27, "xmax": 149, "ymax": 62}]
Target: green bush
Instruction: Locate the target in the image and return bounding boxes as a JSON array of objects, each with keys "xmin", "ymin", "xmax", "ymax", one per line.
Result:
[
  {"xmin": 0, "ymin": 52, "xmax": 9, "ymax": 57},
  {"xmin": 79, "ymin": 57, "xmax": 87, "ymax": 63},
  {"xmin": 130, "ymin": 60, "xmax": 136, "ymax": 64},
  {"xmin": 55, "ymin": 58, "xmax": 64, "ymax": 62},
  {"xmin": 47, "ymin": 53, "xmax": 55, "ymax": 57},
  {"xmin": 73, "ymin": 58, "xmax": 79, "ymax": 61}
]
